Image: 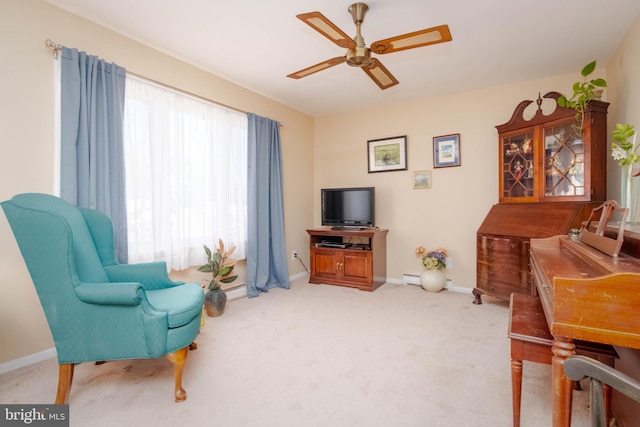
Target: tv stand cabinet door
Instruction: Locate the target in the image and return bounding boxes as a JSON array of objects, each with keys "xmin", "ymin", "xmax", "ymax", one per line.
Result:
[
  {"xmin": 341, "ymin": 250, "xmax": 373, "ymax": 285},
  {"xmin": 310, "ymin": 247, "xmax": 341, "ymax": 283},
  {"xmin": 342, "ymin": 250, "xmax": 372, "ymax": 284}
]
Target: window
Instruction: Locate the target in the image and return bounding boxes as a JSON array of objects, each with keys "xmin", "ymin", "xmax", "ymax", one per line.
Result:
[{"xmin": 123, "ymin": 75, "xmax": 247, "ymax": 271}]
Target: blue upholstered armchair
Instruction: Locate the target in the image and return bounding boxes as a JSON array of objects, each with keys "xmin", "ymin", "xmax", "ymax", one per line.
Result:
[{"xmin": 1, "ymin": 193, "xmax": 204, "ymax": 403}]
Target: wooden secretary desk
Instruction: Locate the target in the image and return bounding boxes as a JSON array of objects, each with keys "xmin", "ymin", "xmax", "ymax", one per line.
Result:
[{"xmin": 473, "ymin": 92, "xmax": 609, "ymax": 304}]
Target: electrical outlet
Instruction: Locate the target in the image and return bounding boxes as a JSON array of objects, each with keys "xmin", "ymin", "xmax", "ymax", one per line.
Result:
[{"xmin": 291, "ymin": 250, "xmax": 298, "ymax": 260}]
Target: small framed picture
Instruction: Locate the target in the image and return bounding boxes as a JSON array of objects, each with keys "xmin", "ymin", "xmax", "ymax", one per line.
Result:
[
  {"xmin": 367, "ymin": 136, "xmax": 408, "ymax": 173},
  {"xmin": 413, "ymin": 171, "xmax": 432, "ymax": 189},
  {"xmin": 433, "ymin": 134, "xmax": 461, "ymax": 168}
]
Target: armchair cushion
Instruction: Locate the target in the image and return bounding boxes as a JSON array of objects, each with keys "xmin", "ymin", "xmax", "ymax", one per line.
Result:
[{"xmin": 146, "ymin": 283, "xmax": 204, "ymax": 328}]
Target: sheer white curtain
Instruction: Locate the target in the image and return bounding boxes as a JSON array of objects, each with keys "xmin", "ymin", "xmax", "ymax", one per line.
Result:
[{"xmin": 123, "ymin": 75, "xmax": 247, "ymax": 271}]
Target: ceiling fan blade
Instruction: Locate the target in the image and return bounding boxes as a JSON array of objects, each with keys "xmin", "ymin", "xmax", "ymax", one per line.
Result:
[
  {"xmin": 362, "ymin": 58, "xmax": 399, "ymax": 90},
  {"xmin": 297, "ymin": 12, "xmax": 356, "ymax": 49},
  {"xmin": 287, "ymin": 57, "xmax": 347, "ymax": 79},
  {"xmin": 370, "ymin": 25, "xmax": 452, "ymax": 54}
]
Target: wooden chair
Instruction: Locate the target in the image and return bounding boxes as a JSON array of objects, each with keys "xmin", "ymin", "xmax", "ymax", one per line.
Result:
[
  {"xmin": 508, "ymin": 293, "xmax": 618, "ymax": 427},
  {"xmin": 565, "ymin": 355, "xmax": 640, "ymax": 427}
]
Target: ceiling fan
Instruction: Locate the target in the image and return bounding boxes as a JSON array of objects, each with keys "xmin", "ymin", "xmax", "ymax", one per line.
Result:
[{"xmin": 287, "ymin": 3, "xmax": 452, "ymax": 90}]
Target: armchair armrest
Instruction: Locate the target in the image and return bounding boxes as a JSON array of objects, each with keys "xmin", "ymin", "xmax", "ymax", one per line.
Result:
[
  {"xmin": 104, "ymin": 262, "xmax": 184, "ymax": 290},
  {"xmin": 75, "ymin": 282, "xmax": 143, "ymax": 306}
]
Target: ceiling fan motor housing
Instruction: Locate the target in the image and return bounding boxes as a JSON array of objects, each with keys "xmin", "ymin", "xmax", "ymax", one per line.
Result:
[
  {"xmin": 346, "ymin": 3, "xmax": 370, "ymax": 67},
  {"xmin": 346, "ymin": 46, "xmax": 371, "ymax": 67}
]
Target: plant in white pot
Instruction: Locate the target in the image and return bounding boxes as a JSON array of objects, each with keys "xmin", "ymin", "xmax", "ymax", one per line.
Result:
[
  {"xmin": 198, "ymin": 239, "xmax": 238, "ymax": 317},
  {"xmin": 557, "ymin": 60, "xmax": 607, "ymax": 137}
]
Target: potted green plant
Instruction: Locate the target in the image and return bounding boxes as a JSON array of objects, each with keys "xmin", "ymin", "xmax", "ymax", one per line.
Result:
[
  {"xmin": 198, "ymin": 239, "xmax": 238, "ymax": 317},
  {"xmin": 557, "ymin": 60, "xmax": 607, "ymax": 136}
]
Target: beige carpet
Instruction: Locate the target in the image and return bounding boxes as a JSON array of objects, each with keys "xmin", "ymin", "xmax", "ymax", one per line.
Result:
[{"xmin": 0, "ymin": 278, "xmax": 591, "ymax": 426}]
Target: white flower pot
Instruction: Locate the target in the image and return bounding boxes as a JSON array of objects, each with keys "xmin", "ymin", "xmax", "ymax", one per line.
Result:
[{"xmin": 420, "ymin": 269, "xmax": 446, "ymax": 292}]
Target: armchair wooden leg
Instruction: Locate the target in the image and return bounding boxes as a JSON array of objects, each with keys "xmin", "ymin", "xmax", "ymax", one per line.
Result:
[
  {"xmin": 54, "ymin": 363, "xmax": 74, "ymax": 404},
  {"xmin": 166, "ymin": 347, "xmax": 189, "ymax": 402}
]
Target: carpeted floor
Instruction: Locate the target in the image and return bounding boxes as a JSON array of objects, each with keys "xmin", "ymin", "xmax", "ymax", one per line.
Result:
[{"xmin": 0, "ymin": 278, "xmax": 591, "ymax": 426}]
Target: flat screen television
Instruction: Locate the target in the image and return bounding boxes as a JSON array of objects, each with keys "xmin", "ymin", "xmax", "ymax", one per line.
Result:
[{"xmin": 321, "ymin": 187, "xmax": 375, "ymax": 229}]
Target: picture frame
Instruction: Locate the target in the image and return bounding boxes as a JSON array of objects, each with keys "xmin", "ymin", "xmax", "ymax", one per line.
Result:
[
  {"xmin": 367, "ymin": 135, "xmax": 407, "ymax": 173},
  {"xmin": 412, "ymin": 170, "xmax": 432, "ymax": 189},
  {"xmin": 433, "ymin": 133, "xmax": 461, "ymax": 168}
]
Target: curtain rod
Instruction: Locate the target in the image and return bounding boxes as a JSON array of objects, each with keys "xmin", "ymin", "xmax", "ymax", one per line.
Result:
[
  {"xmin": 45, "ymin": 39, "xmax": 62, "ymax": 59},
  {"xmin": 44, "ymin": 38, "xmax": 283, "ymax": 126}
]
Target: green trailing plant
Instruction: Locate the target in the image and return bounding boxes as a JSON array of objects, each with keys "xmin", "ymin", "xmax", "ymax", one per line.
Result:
[
  {"xmin": 611, "ymin": 123, "xmax": 638, "ymax": 167},
  {"xmin": 198, "ymin": 239, "xmax": 238, "ymax": 290},
  {"xmin": 557, "ymin": 60, "xmax": 607, "ymax": 136}
]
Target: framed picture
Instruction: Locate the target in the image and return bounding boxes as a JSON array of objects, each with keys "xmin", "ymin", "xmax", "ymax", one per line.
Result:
[
  {"xmin": 367, "ymin": 135, "xmax": 407, "ymax": 173},
  {"xmin": 413, "ymin": 170, "xmax": 432, "ymax": 189},
  {"xmin": 433, "ymin": 133, "xmax": 461, "ymax": 168}
]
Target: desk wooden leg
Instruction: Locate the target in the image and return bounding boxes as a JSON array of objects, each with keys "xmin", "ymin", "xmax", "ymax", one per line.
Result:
[{"xmin": 551, "ymin": 337, "xmax": 575, "ymax": 427}]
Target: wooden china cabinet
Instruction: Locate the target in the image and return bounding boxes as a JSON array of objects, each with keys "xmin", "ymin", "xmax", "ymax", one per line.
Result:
[{"xmin": 473, "ymin": 91, "xmax": 609, "ymax": 304}]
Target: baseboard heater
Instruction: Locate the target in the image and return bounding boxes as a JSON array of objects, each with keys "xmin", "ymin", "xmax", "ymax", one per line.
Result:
[
  {"xmin": 402, "ymin": 273, "xmax": 421, "ymax": 285},
  {"xmin": 223, "ymin": 283, "xmax": 247, "ymax": 300}
]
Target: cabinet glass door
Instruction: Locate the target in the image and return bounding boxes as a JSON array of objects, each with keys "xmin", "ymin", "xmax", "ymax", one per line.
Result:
[
  {"xmin": 543, "ymin": 122, "xmax": 584, "ymax": 197},
  {"xmin": 501, "ymin": 131, "xmax": 534, "ymax": 199}
]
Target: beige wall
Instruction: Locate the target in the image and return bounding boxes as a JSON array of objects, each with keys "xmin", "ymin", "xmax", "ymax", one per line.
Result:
[{"xmin": 0, "ymin": 0, "xmax": 314, "ymax": 364}]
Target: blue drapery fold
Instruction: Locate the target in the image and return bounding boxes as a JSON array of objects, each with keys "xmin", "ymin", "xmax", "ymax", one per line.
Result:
[
  {"xmin": 60, "ymin": 47, "xmax": 128, "ymax": 263},
  {"xmin": 246, "ymin": 113, "xmax": 290, "ymax": 297}
]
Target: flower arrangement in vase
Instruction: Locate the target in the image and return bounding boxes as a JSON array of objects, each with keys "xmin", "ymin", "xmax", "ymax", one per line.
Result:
[
  {"xmin": 415, "ymin": 246, "xmax": 448, "ymax": 270},
  {"xmin": 415, "ymin": 246, "xmax": 447, "ymax": 292}
]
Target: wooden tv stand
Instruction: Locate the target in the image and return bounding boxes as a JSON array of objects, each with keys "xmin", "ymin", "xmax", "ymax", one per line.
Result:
[{"xmin": 307, "ymin": 228, "xmax": 388, "ymax": 291}]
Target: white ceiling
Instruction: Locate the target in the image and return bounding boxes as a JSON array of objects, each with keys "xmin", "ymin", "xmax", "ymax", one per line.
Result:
[{"xmin": 44, "ymin": 0, "xmax": 640, "ymax": 117}]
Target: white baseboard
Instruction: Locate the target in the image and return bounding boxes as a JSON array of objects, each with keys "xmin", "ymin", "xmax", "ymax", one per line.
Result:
[
  {"xmin": 387, "ymin": 277, "xmax": 473, "ymax": 294},
  {"xmin": 0, "ymin": 347, "xmax": 56, "ymax": 375},
  {"xmin": 226, "ymin": 272, "xmax": 309, "ymax": 301},
  {"xmin": 290, "ymin": 271, "xmax": 309, "ymax": 282}
]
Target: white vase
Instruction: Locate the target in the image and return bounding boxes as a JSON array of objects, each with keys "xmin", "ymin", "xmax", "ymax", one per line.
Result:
[
  {"xmin": 420, "ymin": 269, "xmax": 446, "ymax": 292},
  {"xmin": 622, "ymin": 164, "xmax": 640, "ymax": 223}
]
